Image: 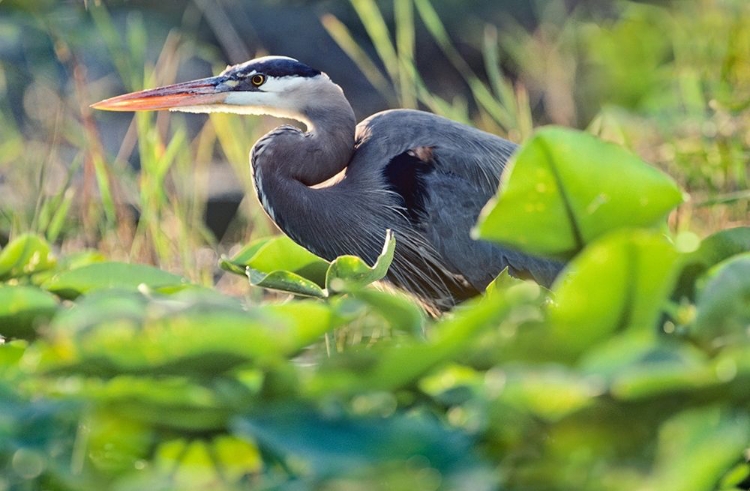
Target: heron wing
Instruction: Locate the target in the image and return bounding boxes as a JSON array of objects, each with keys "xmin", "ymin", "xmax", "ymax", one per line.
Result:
[
  {"xmin": 352, "ymin": 109, "xmax": 562, "ymax": 296},
  {"xmin": 355, "ymin": 109, "xmax": 515, "ymax": 198}
]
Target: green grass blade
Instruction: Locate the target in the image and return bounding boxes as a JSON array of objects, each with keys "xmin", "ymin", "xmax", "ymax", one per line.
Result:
[
  {"xmin": 350, "ymin": 0, "xmax": 400, "ymax": 83},
  {"xmin": 394, "ymin": 0, "xmax": 417, "ymax": 108},
  {"xmin": 321, "ymin": 14, "xmax": 397, "ymax": 106}
]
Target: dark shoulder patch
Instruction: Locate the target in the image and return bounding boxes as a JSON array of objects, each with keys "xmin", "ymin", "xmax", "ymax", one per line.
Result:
[{"xmin": 382, "ymin": 147, "xmax": 435, "ymax": 223}]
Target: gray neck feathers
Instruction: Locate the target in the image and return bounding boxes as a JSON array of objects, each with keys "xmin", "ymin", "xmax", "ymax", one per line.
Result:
[{"xmin": 250, "ymin": 79, "xmax": 363, "ymax": 260}]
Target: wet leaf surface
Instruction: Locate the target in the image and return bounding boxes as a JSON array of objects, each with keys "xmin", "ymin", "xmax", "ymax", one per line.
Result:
[
  {"xmin": 43, "ymin": 261, "xmax": 187, "ymax": 299},
  {"xmin": 476, "ymin": 127, "xmax": 684, "ymax": 258}
]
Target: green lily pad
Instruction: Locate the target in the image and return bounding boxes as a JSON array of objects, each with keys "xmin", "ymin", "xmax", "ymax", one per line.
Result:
[
  {"xmin": 42, "ymin": 261, "xmax": 187, "ymax": 299},
  {"xmin": 0, "ymin": 285, "xmax": 58, "ymax": 339},
  {"xmin": 38, "ymin": 290, "xmax": 337, "ymax": 376},
  {"xmin": 307, "ymin": 280, "xmax": 543, "ymax": 397},
  {"xmin": 65, "ymin": 376, "xmax": 251, "ymax": 432},
  {"xmin": 221, "ymin": 235, "xmax": 329, "ymax": 282},
  {"xmin": 674, "ymin": 227, "xmax": 750, "ymax": 300},
  {"xmin": 326, "ymin": 230, "xmax": 395, "ymax": 293},
  {"xmin": 232, "ymin": 405, "xmax": 491, "ymax": 488},
  {"xmin": 611, "ymin": 362, "xmax": 718, "ymax": 401},
  {"xmin": 345, "ymin": 288, "xmax": 425, "ymax": 334},
  {"xmin": 547, "ymin": 229, "xmax": 679, "ymax": 357},
  {"xmin": 690, "ymin": 253, "xmax": 750, "ymax": 352},
  {"xmin": 475, "ymin": 127, "xmax": 685, "ymax": 258},
  {"xmin": 0, "ymin": 234, "xmax": 56, "ymax": 280},
  {"xmin": 649, "ymin": 407, "xmax": 750, "ymax": 491},
  {"xmin": 495, "ymin": 367, "xmax": 601, "ymax": 421},
  {"xmin": 221, "ymin": 235, "xmax": 329, "ymax": 298},
  {"xmin": 222, "ymin": 231, "xmax": 396, "ymax": 298},
  {"xmin": 248, "ymin": 270, "xmax": 328, "ymax": 298},
  {"xmin": 0, "ymin": 340, "xmax": 27, "ymax": 370}
]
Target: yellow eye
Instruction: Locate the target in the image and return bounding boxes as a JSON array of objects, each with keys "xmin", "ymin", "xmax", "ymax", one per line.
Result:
[{"xmin": 250, "ymin": 74, "xmax": 266, "ymax": 87}]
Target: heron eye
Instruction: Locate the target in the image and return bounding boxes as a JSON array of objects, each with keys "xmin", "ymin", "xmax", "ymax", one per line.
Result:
[{"xmin": 250, "ymin": 74, "xmax": 266, "ymax": 87}]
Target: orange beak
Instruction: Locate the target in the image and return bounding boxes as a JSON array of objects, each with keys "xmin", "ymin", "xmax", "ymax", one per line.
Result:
[{"xmin": 91, "ymin": 76, "xmax": 229, "ymax": 112}]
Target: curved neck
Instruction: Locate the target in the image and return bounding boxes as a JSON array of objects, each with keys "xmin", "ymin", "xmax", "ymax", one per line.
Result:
[
  {"xmin": 250, "ymin": 83, "xmax": 361, "ymax": 260},
  {"xmin": 297, "ymin": 101, "xmax": 357, "ymax": 185},
  {"xmin": 252, "ymin": 80, "xmax": 356, "ymax": 185}
]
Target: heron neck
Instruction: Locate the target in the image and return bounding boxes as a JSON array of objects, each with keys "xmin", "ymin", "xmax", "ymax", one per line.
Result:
[
  {"xmin": 250, "ymin": 91, "xmax": 360, "ymax": 260},
  {"xmin": 294, "ymin": 97, "xmax": 357, "ymax": 185}
]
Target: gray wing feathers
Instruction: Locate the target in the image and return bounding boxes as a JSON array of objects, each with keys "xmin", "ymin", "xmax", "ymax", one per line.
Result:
[
  {"xmin": 353, "ymin": 108, "xmax": 562, "ymax": 296},
  {"xmin": 355, "ymin": 109, "xmax": 516, "ymax": 198}
]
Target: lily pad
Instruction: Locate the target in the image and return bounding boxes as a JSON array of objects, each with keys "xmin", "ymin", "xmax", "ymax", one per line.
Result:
[
  {"xmin": 326, "ymin": 230, "xmax": 395, "ymax": 293},
  {"xmin": 690, "ymin": 253, "xmax": 750, "ymax": 352},
  {"xmin": 494, "ymin": 367, "xmax": 600, "ymax": 421},
  {"xmin": 221, "ymin": 235, "xmax": 329, "ymax": 298},
  {"xmin": 221, "ymin": 231, "xmax": 396, "ymax": 298},
  {"xmin": 649, "ymin": 407, "xmax": 750, "ymax": 491},
  {"xmin": 42, "ymin": 262, "xmax": 187, "ymax": 299},
  {"xmin": 674, "ymin": 227, "xmax": 750, "ymax": 300},
  {"xmin": 39, "ymin": 290, "xmax": 337, "ymax": 376},
  {"xmin": 475, "ymin": 127, "xmax": 685, "ymax": 258},
  {"xmin": 232, "ymin": 405, "xmax": 492, "ymax": 489},
  {"xmin": 345, "ymin": 288, "xmax": 425, "ymax": 334},
  {"xmin": 0, "ymin": 285, "xmax": 58, "ymax": 339},
  {"xmin": 307, "ymin": 280, "xmax": 543, "ymax": 396},
  {"xmin": 547, "ymin": 229, "xmax": 679, "ymax": 357},
  {"xmin": 0, "ymin": 234, "xmax": 56, "ymax": 280}
]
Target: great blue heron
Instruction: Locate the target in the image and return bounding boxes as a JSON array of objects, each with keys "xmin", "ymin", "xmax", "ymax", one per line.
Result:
[{"xmin": 93, "ymin": 56, "xmax": 562, "ymax": 310}]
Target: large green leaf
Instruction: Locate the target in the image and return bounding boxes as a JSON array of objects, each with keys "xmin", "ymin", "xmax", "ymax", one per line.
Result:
[
  {"xmin": 493, "ymin": 366, "xmax": 600, "ymax": 422},
  {"xmin": 42, "ymin": 261, "xmax": 187, "ymax": 299},
  {"xmin": 344, "ymin": 288, "xmax": 425, "ymax": 334},
  {"xmin": 581, "ymin": 332, "xmax": 718, "ymax": 400},
  {"xmin": 36, "ymin": 290, "xmax": 337, "ymax": 376},
  {"xmin": 306, "ymin": 280, "xmax": 543, "ymax": 396},
  {"xmin": 0, "ymin": 285, "xmax": 58, "ymax": 339},
  {"xmin": 690, "ymin": 253, "xmax": 750, "ymax": 352},
  {"xmin": 220, "ymin": 235, "xmax": 329, "ymax": 298},
  {"xmin": 63, "ymin": 376, "xmax": 252, "ymax": 432},
  {"xmin": 248, "ymin": 270, "xmax": 328, "ymax": 298},
  {"xmin": 0, "ymin": 340, "xmax": 27, "ymax": 370},
  {"xmin": 229, "ymin": 236, "xmax": 328, "ymax": 280},
  {"xmin": 326, "ymin": 230, "xmax": 395, "ymax": 293},
  {"xmin": 648, "ymin": 407, "xmax": 750, "ymax": 491},
  {"xmin": 232, "ymin": 406, "xmax": 494, "ymax": 490},
  {"xmin": 674, "ymin": 227, "xmax": 750, "ymax": 300},
  {"xmin": 0, "ymin": 234, "xmax": 56, "ymax": 280},
  {"xmin": 475, "ymin": 127, "xmax": 684, "ymax": 258},
  {"xmin": 547, "ymin": 229, "xmax": 679, "ymax": 358},
  {"xmin": 31, "ymin": 250, "xmax": 106, "ymax": 286},
  {"xmin": 221, "ymin": 231, "xmax": 396, "ymax": 298}
]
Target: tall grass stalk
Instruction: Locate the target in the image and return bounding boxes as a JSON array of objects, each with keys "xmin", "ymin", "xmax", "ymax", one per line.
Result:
[{"xmin": 324, "ymin": 0, "xmax": 534, "ymax": 140}]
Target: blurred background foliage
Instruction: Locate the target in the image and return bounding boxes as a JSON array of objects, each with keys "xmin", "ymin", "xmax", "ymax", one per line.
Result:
[{"xmin": 1, "ymin": 0, "xmax": 750, "ymax": 490}]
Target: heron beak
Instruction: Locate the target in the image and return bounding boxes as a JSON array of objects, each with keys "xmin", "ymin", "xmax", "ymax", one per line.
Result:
[{"xmin": 91, "ymin": 75, "xmax": 229, "ymax": 111}]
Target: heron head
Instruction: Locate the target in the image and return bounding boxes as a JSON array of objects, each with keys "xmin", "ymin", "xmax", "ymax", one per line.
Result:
[{"xmin": 91, "ymin": 56, "xmax": 331, "ymax": 120}]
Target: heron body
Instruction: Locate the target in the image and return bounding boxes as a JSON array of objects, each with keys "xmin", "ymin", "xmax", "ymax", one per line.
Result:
[{"xmin": 93, "ymin": 56, "xmax": 562, "ymax": 310}]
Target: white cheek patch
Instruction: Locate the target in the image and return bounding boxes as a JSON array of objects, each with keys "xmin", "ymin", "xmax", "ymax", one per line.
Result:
[
  {"xmin": 170, "ymin": 74, "xmax": 326, "ymax": 127},
  {"xmin": 223, "ymin": 92, "xmax": 302, "ymax": 119},
  {"xmin": 260, "ymin": 76, "xmax": 308, "ymax": 93}
]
